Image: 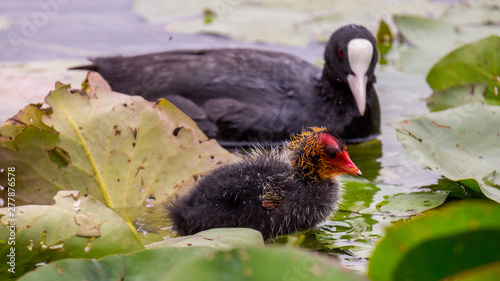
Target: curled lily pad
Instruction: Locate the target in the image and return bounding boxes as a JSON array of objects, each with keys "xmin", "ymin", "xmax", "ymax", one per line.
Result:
[
  {"xmin": 0, "ymin": 191, "xmax": 144, "ymax": 280},
  {"xmin": 0, "ymin": 73, "xmax": 236, "ymax": 225},
  {"xmin": 395, "ymin": 103, "xmax": 500, "ymax": 203}
]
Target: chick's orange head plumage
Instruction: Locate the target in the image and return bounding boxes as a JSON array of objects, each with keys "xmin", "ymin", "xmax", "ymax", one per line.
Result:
[{"xmin": 288, "ymin": 127, "xmax": 361, "ymax": 180}]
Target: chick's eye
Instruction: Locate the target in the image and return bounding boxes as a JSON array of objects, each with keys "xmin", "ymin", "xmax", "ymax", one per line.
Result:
[
  {"xmin": 326, "ymin": 150, "xmax": 338, "ymax": 158},
  {"xmin": 337, "ymin": 48, "xmax": 345, "ymax": 58}
]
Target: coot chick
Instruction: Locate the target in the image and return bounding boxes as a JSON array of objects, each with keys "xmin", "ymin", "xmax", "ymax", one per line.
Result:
[
  {"xmin": 72, "ymin": 24, "xmax": 380, "ymax": 146},
  {"xmin": 167, "ymin": 127, "xmax": 360, "ymax": 240}
]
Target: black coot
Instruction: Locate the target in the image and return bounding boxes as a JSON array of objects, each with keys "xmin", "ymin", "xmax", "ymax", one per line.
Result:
[{"xmin": 72, "ymin": 25, "xmax": 380, "ymax": 146}]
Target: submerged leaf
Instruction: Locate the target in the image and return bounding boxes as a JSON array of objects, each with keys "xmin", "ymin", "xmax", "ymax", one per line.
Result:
[{"xmin": 395, "ymin": 103, "xmax": 500, "ymax": 203}]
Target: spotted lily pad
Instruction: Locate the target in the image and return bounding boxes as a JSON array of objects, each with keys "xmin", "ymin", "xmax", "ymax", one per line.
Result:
[
  {"xmin": 0, "ymin": 191, "xmax": 144, "ymax": 280},
  {"xmin": 0, "ymin": 73, "xmax": 236, "ymax": 225},
  {"xmin": 395, "ymin": 103, "xmax": 500, "ymax": 203},
  {"xmin": 368, "ymin": 200, "xmax": 500, "ymax": 281}
]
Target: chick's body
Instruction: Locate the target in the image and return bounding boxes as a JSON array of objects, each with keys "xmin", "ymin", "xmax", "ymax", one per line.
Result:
[
  {"xmin": 168, "ymin": 127, "xmax": 360, "ymax": 239},
  {"xmin": 169, "ymin": 149, "xmax": 340, "ymax": 240}
]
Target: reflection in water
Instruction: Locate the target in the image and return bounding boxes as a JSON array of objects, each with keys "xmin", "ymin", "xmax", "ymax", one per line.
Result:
[{"xmin": 347, "ymin": 139, "xmax": 382, "ymax": 181}]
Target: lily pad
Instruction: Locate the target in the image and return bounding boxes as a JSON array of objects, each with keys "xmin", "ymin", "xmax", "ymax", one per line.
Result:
[
  {"xmin": 395, "ymin": 103, "xmax": 500, "ymax": 203},
  {"xmin": 0, "ymin": 191, "xmax": 144, "ymax": 280},
  {"xmin": 146, "ymin": 228, "xmax": 264, "ymax": 249},
  {"xmin": 368, "ymin": 200, "xmax": 500, "ymax": 281},
  {"xmin": 0, "ymin": 73, "xmax": 236, "ymax": 224},
  {"xmin": 426, "ymin": 35, "xmax": 500, "ymax": 99}
]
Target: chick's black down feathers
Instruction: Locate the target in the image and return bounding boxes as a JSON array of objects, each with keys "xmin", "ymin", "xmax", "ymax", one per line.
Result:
[{"xmin": 167, "ymin": 149, "xmax": 340, "ymax": 240}]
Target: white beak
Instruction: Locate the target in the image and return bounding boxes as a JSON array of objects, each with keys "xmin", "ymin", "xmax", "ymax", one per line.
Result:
[{"xmin": 346, "ymin": 38, "xmax": 374, "ymax": 117}]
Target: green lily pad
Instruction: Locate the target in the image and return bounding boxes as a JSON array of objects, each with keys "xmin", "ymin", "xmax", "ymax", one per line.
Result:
[
  {"xmin": 426, "ymin": 35, "xmax": 500, "ymax": 99},
  {"xmin": 368, "ymin": 200, "xmax": 500, "ymax": 281},
  {"xmin": 0, "ymin": 73, "xmax": 236, "ymax": 223},
  {"xmin": 18, "ymin": 247, "xmax": 212, "ymax": 281},
  {"xmin": 0, "ymin": 191, "xmax": 144, "ymax": 280},
  {"xmin": 395, "ymin": 103, "xmax": 500, "ymax": 203},
  {"xmin": 376, "ymin": 192, "xmax": 448, "ymax": 216},
  {"xmin": 146, "ymin": 228, "xmax": 264, "ymax": 249}
]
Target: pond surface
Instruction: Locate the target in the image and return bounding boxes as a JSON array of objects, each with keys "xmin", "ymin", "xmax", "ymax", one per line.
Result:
[{"xmin": 0, "ymin": 0, "xmax": 484, "ymax": 273}]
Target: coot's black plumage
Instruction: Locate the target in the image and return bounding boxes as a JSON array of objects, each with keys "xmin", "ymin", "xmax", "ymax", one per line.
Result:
[
  {"xmin": 72, "ymin": 25, "xmax": 380, "ymax": 146},
  {"xmin": 167, "ymin": 127, "xmax": 361, "ymax": 239}
]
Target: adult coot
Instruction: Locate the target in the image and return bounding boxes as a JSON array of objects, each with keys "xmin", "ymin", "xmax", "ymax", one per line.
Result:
[
  {"xmin": 167, "ymin": 127, "xmax": 361, "ymax": 239},
  {"xmin": 72, "ymin": 24, "xmax": 380, "ymax": 146}
]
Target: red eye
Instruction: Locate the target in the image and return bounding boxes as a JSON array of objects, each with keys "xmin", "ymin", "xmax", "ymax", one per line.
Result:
[{"xmin": 337, "ymin": 48, "xmax": 345, "ymax": 58}]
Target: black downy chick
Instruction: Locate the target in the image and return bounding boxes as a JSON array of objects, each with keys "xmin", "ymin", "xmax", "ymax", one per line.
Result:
[{"xmin": 167, "ymin": 127, "xmax": 361, "ymax": 239}]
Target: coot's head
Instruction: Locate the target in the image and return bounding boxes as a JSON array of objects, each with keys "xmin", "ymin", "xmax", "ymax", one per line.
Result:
[
  {"xmin": 287, "ymin": 127, "xmax": 361, "ymax": 180},
  {"xmin": 324, "ymin": 24, "xmax": 378, "ymax": 116}
]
